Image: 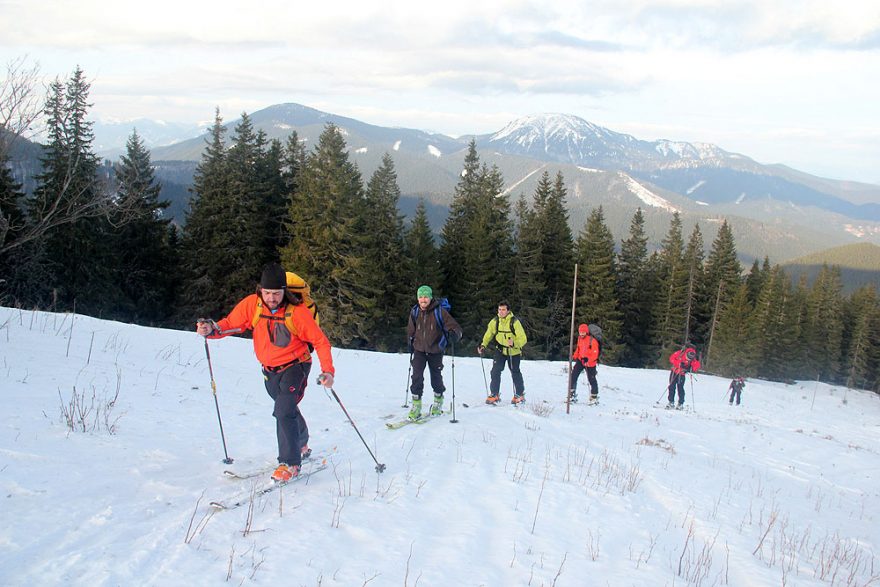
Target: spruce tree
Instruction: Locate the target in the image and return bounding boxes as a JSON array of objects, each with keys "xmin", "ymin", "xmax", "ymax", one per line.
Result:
[
  {"xmin": 534, "ymin": 172, "xmax": 575, "ymax": 359},
  {"xmin": 30, "ymin": 67, "xmax": 107, "ymax": 312},
  {"xmin": 179, "ymin": 109, "xmax": 233, "ymax": 319},
  {"xmin": 574, "ymin": 206, "xmax": 621, "ymax": 363},
  {"xmin": 361, "ymin": 153, "xmax": 409, "ymax": 351},
  {"xmin": 280, "ymin": 123, "xmax": 372, "ymax": 345},
  {"xmin": 682, "ymin": 223, "xmax": 706, "ymax": 349},
  {"xmin": 804, "ymin": 264, "xmax": 845, "ymax": 381},
  {"xmin": 708, "ymin": 282, "xmax": 752, "ymax": 376},
  {"xmin": 651, "ymin": 212, "xmax": 689, "ymax": 364},
  {"xmin": 841, "ymin": 286, "xmax": 879, "ymax": 390},
  {"xmin": 440, "ymin": 142, "xmax": 513, "ymax": 346},
  {"xmin": 110, "ymin": 129, "xmax": 175, "ymax": 323},
  {"xmin": 512, "ymin": 194, "xmax": 548, "ymax": 358},
  {"xmin": 617, "ymin": 208, "xmax": 652, "ymax": 366},
  {"xmin": 405, "ymin": 199, "xmax": 441, "ymax": 288},
  {"xmin": 0, "ymin": 151, "xmax": 28, "ymax": 303}
]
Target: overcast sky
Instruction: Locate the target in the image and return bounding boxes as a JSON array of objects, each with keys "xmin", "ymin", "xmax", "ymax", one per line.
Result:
[{"xmin": 2, "ymin": 0, "xmax": 878, "ymax": 183}]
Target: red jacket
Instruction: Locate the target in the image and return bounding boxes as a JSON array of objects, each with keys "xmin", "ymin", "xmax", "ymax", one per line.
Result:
[
  {"xmin": 572, "ymin": 335, "xmax": 600, "ymax": 367},
  {"xmin": 209, "ymin": 293, "xmax": 334, "ymax": 374},
  {"xmin": 669, "ymin": 348, "xmax": 700, "ymax": 376}
]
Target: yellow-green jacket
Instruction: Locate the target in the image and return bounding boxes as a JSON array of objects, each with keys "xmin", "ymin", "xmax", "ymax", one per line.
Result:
[{"xmin": 481, "ymin": 313, "xmax": 527, "ymax": 356}]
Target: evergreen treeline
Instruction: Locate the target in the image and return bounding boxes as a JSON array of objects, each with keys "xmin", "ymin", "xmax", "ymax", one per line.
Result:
[{"xmin": 3, "ymin": 69, "xmax": 880, "ymax": 393}]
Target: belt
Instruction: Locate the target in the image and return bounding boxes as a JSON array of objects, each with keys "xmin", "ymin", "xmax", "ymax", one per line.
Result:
[{"xmin": 263, "ymin": 350, "xmax": 312, "ymax": 373}]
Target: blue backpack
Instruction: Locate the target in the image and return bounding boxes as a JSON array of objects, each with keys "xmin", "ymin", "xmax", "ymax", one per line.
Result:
[{"xmin": 411, "ymin": 297, "xmax": 452, "ymax": 351}]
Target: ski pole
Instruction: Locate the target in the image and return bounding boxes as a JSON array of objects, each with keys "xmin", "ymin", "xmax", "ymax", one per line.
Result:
[
  {"xmin": 449, "ymin": 338, "xmax": 458, "ymax": 423},
  {"xmin": 403, "ymin": 349, "xmax": 413, "ymax": 408},
  {"xmin": 689, "ymin": 373, "xmax": 696, "ymax": 412},
  {"xmin": 656, "ymin": 370, "xmax": 674, "ymax": 404},
  {"xmin": 479, "ymin": 349, "xmax": 490, "ymax": 395},
  {"xmin": 201, "ymin": 334, "xmax": 234, "ymax": 465},
  {"xmin": 319, "ymin": 377, "xmax": 386, "ymax": 473}
]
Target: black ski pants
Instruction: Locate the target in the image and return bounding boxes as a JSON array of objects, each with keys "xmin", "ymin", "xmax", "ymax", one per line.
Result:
[
  {"xmin": 410, "ymin": 351, "xmax": 445, "ymax": 398},
  {"xmin": 729, "ymin": 387, "xmax": 742, "ymax": 405},
  {"xmin": 263, "ymin": 361, "xmax": 311, "ymax": 467},
  {"xmin": 490, "ymin": 352, "xmax": 525, "ymax": 397},
  {"xmin": 668, "ymin": 372, "xmax": 687, "ymax": 405},
  {"xmin": 571, "ymin": 361, "xmax": 598, "ymax": 397}
]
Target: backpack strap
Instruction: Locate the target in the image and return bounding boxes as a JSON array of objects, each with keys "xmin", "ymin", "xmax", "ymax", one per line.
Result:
[{"xmin": 252, "ymin": 299, "xmax": 298, "ymax": 337}]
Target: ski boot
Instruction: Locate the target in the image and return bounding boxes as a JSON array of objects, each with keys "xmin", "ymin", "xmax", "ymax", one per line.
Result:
[
  {"xmin": 588, "ymin": 394, "xmax": 599, "ymax": 405},
  {"xmin": 271, "ymin": 463, "xmax": 300, "ymax": 483},
  {"xmin": 676, "ymin": 403, "xmax": 684, "ymax": 411},
  {"xmin": 301, "ymin": 444, "xmax": 312, "ymax": 460},
  {"xmin": 569, "ymin": 390, "xmax": 578, "ymax": 403},
  {"xmin": 665, "ymin": 402, "xmax": 675, "ymax": 409},
  {"xmin": 430, "ymin": 393, "xmax": 444, "ymax": 416},
  {"xmin": 511, "ymin": 394, "xmax": 525, "ymax": 405},
  {"xmin": 485, "ymin": 394, "xmax": 500, "ymax": 405},
  {"xmin": 408, "ymin": 396, "xmax": 423, "ymax": 421}
]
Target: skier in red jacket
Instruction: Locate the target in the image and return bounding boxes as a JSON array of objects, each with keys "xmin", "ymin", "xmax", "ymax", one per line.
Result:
[
  {"xmin": 570, "ymin": 323, "xmax": 600, "ymax": 404},
  {"xmin": 667, "ymin": 346, "xmax": 700, "ymax": 409}
]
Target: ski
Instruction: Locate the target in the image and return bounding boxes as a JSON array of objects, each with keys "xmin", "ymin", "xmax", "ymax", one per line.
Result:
[
  {"xmin": 385, "ymin": 412, "xmax": 445, "ymax": 430},
  {"xmin": 210, "ymin": 461, "xmax": 329, "ymax": 510},
  {"xmin": 222, "ymin": 450, "xmax": 325, "ymax": 481}
]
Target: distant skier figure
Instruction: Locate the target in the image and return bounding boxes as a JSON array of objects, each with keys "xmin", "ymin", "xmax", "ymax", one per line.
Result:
[
  {"xmin": 667, "ymin": 346, "xmax": 700, "ymax": 409},
  {"xmin": 405, "ymin": 285, "xmax": 462, "ymax": 421},
  {"xmin": 728, "ymin": 376, "xmax": 745, "ymax": 406},
  {"xmin": 478, "ymin": 301, "xmax": 528, "ymax": 404},
  {"xmin": 570, "ymin": 323, "xmax": 600, "ymax": 404}
]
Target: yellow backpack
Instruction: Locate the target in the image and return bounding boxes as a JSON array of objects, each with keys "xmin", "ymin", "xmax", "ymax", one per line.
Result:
[{"xmin": 251, "ymin": 271, "xmax": 319, "ymax": 336}]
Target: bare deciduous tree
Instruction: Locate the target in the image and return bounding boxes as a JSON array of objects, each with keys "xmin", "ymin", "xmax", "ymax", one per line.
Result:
[{"xmin": 0, "ymin": 56, "xmax": 42, "ymax": 161}]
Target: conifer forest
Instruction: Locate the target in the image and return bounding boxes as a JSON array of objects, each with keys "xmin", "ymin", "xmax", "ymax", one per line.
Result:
[{"xmin": 2, "ymin": 68, "xmax": 880, "ymax": 392}]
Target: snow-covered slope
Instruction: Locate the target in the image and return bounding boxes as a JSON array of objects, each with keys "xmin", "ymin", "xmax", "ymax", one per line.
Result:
[{"xmin": 1, "ymin": 308, "xmax": 877, "ymax": 586}]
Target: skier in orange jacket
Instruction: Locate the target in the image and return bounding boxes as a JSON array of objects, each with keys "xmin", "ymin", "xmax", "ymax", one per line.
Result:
[{"xmin": 196, "ymin": 263, "xmax": 335, "ymax": 482}]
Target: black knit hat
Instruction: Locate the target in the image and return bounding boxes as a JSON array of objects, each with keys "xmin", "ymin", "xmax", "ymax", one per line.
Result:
[{"xmin": 260, "ymin": 263, "xmax": 287, "ymax": 289}]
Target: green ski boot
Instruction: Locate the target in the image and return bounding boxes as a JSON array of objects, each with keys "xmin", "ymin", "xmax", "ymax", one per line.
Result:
[
  {"xmin": 430, "ymin": 394, "xmax": 444, "ymax": 416},
  {"xmin": 408, "ymin": 397, "xmax": 423, "ymax": 421}
]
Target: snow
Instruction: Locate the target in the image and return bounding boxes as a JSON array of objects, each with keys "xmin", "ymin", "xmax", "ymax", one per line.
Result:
[
  {"xmin": 1, "ymin": 307, "xmax": 878, "ymax": 586},
  {"xmin": 427, "ymin": 145, "xmax": 441, "ymax": 158},
  {"xmin": 622, "ymin": 174, "xmax": 679, "ymax": 213},
  {"xmin": 393, "ymin": 140, "xmax": 401, "ymax": 151},
  {"xmin": 354, "ymin": 147, "xmax": 368, "ymax": 154},
  {"xmin": 686, "ymin": 180, "xmax": 706, "ymax": 195}
]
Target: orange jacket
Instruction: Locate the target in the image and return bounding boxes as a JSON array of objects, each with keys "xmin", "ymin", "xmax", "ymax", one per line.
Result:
[
  {"xmin": 669, "ymin": 348, "xmax": 700, "ymax": 376},
  {"xmin": 572, "ymin": 335, "xmax": 600, "ymax": 367},
  {"xmin": 210, "ymin": 293, "xmax": 334, "ymax": 374}
]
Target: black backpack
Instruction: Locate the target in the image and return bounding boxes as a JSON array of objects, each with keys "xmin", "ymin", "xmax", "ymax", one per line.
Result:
[{"xmin": 588, "ymin": 323, "xmax": 603, "ymax": 358}]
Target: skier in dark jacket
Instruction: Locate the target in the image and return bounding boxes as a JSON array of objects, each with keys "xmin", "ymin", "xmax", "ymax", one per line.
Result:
[
  {"xmin": 405, "ymin": 285, "xmax": 463, "ymax": 421},
  {"xmin": 728, "ymin": 376, "xmax": 745, "ymax": 406},
  {"xmin": 667, "ymin": 346, "xmax": 700, "ymax": 409}
]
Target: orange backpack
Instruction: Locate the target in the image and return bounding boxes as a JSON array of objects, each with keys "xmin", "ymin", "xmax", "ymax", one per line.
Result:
[{"xmin": 251, "ymin": 271, "xmax": 319, "ymax": 336}]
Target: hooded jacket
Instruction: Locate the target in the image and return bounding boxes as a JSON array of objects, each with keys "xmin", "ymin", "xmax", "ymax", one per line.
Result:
[
  {"xmin": 669, "ymin": 348, "xmax": 700, "ymax": 376},
  {"xmin": 573, "ymin": 335, "xmax": 600, "ymax": 367}
]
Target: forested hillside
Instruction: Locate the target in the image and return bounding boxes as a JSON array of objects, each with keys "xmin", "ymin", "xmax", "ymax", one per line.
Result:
[{"xmin": 3, "ymin": 69, "xmax": 880, "ymax": 392}]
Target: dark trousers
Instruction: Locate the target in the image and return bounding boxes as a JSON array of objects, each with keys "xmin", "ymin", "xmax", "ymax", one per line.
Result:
[
  {"xmin": 667, "ymin": 373, "xmax": 686, "ymax": 404},
  {"xmin": 490, "ymin": 353, "xmax": 524, "ymax": 396},
  {"xmin": 410, "ymin": 351, "xmax": 445, "ymax": 398},
  {"xmin": 729, "ymin": 388, "xmax": 742, "ymax": 405},
  {"xmin": 263, "ymin": 362, "xmax": 311, "ymax": 467},
  {"xmin": 571, "ymin": 362, "xmax": 598, "ymax": 397}
]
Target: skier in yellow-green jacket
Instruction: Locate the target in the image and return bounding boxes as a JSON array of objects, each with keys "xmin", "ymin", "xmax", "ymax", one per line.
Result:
[{"xmin": 478, "ymin": 301, "xmax": 528, "ymax": 405}]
